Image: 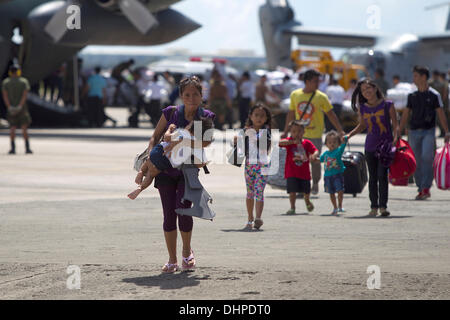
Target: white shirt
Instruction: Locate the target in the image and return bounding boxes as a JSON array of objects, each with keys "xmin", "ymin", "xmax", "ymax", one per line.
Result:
[
  {"xmin": 148, "ymin": 81, "xmax": 165, "ymax": 100},
  {"xmin": 136, "ymin": 79, "xmax": 149, "ymax": 96},
  {"xmin": 344, "ymin": 87, "xmax": 355, "ymax": 101},
  {"xmin": 240, "ymin": 80, "xmax": 254, "ymax": 99},
  {"xmin": 161, "ymin": 129, "xmax": 207, "ymax": 168},
  {"xmin": 137, "ymin": 80, "xmax": 165, "ymax": 100},
  {"xmin": 326, "ymin": 85, "xmax": 345, "ymax": 105}
]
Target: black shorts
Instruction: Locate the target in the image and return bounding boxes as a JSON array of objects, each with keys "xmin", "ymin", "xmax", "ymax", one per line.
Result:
[{"xmin": 286, "ymin": 177, "xmax": 311, "ymax": 194}]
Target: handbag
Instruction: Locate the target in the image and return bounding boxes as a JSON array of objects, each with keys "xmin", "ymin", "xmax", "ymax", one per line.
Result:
[
  {"xmin": 227, "ymin": 144, "xmax": 245, "ymax": 167},
  {"xmin": 433, "ymin": 142, "xmax": 450, "ymax": 190},
  {"xmin": 227, "ymin": 131, "xmax": 245, "ymax": 167},
  {"xmin": 389, "ymin": 139, "xmax": 416, "ymax": 183}
]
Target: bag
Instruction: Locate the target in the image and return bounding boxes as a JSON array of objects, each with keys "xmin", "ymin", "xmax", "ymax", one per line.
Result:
[
  {"xmin": 342, "ymin": 149, "xmax": 368, "ymax": 197},
  {"xmin": 227, "ymin": 145, "xmax": 245, "ymax": 167},
  {"xmin": 389, "ymin": 176, "xmax": 409, "ymax": 186},
  {"xmin": 132, "ymin": 107, "xmax": 177, "ymax": 172},
  {"xmin": 267, "ymin": 147, "xmax": 287, "ymax": 189},
  {"xmin": 227, "ymin": 131, "xmax": 245, "ymax": 167},
  {"xmin": 375, "ymin": 139, "xmax": 396, "ymax": 168},
  {"xmin": 133, "ymin": 149, "xmax": 149, "ymax": 172},
  {"xmin": 433, "ymin": 142, "xmax": 450, "ymax": 190},
  {"xmin": 389, "ymin": 139, "xmax": 416, "ymax": 185}
]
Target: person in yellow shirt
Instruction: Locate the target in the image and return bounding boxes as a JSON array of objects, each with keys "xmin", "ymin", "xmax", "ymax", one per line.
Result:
[{"xmin": 283, "ymin": 69, "xmax": 344, "ymax": 194}]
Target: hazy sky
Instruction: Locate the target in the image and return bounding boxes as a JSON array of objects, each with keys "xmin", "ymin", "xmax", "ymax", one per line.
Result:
[{"xmin": 84, "ymin": 0, "xmax": 449, "ymax": 58}]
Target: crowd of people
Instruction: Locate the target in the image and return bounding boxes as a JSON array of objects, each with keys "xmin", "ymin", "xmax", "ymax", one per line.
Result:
[
  {"xmin": 2, "ymin": 59, "xmax": 449, "ymax": 273},
  {"xmin": 124, "ymin": 65, "xmax": 449, "ymax": 272}
]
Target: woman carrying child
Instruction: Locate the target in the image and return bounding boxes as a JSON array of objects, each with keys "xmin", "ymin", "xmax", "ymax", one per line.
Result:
[
  {"xmin": 128, "ymin": 118, "xmax": 213, "ymax": 200},
  {"xmin": 146, "ymin": 76, "xmax": 215, "ymax": 272},
  {"xmin": 345, "ymin": 79, "xmax": 399, "ymax": 217}
]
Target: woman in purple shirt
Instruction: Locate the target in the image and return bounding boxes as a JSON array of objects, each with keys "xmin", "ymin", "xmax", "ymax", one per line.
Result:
[
  {"xmin": 147, "ymin": 76, "xmax": 215, "ymax": 272},
  {"xmin": 346, "ymin": 79, "xmax": 399, "ymax": 217}
]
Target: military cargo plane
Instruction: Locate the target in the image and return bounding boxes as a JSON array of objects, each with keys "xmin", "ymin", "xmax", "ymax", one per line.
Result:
[
  {"xmin": 260, "ymin": 0, "xmax": 450, "ymax": 81},
  {"xmin": 0, "ymin": 0, "xmax": 200, "ymax": 126},
  {"xmin": 0, "ymin": 0, "xmax": 201, "ymax": 85}
]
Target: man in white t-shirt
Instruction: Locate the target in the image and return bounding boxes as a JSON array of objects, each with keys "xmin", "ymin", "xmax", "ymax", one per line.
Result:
[
  {"xmin": 325, "ymin": 79, "xmax": 345, "ymax": 131},
  {"xmin": 136, "ymin": 74, "xmax": 165, "ymax": 127}
]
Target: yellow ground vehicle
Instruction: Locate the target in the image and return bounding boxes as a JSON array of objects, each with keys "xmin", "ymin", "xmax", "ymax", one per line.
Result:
[{"xmin": 291, "ymin": 49, "xmax": 367, "ymax": 90}]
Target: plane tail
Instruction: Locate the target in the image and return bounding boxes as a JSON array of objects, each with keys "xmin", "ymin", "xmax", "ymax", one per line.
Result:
[
  {"xmin": 259, "ymin": 0, "xmax": 301, "ymax": 70},
  {"xmin": 447, "ymin": 10, "xmax": 450, "ymax": 30},
  {"xmin": 425, "ymin": 2, "xmax": 450, "ymax": 31}
]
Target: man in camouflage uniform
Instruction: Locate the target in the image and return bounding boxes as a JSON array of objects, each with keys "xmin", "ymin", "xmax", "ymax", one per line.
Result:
[{"xmin": 1, "ymin": 64, "xmax": 33, "ymax": 154}]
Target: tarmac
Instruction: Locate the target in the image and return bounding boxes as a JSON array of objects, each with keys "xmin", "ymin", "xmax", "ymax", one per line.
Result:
[{"xmin": 0, "ymin": 108, "xmax": 449, "ymax": 300}]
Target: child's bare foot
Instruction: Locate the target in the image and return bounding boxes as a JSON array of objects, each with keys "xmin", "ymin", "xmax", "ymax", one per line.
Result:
[
  {"xmin": 135, "ymin": 171, "xmax": 144, "ymax": 185},
  {"xmin": 128, "ymin": 189, "xmax": 141, "ymax": 200}
]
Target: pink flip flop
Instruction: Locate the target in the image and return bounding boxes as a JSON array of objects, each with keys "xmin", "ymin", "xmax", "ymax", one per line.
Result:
[
  {"xmin": 182, "ymin": 250, "xmax": 196, "ymax": 270},
  {"xmin": 162, "ymin": 262, "xmax": 179, "ymax": 273}
]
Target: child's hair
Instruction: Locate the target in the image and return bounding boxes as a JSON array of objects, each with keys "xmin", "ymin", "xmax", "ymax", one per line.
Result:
[
  {"xmin": 245, "ymin": 103, "xmax": 272, "ymax": 129},
  {"xmin": 351, "ymin": 78, "xmax": 384, "ymax": 112},
  {"xmin": 324, "ymin": 130, "xmax": 339, "ymax": 145},
  {"xmin": 189, "ymin": 117, "xmax": 214, "ymax": 137},
  {"xmin": 288, "ymin": 120, "xmax": 305, "ymax": 131},
  {"xmin": 179, "ymin": 76, "xmax": 203, "ymax": 96}
]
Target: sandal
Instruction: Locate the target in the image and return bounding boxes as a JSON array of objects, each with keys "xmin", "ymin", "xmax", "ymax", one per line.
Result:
[
  {"xmin": 162, "ymin": 262, "xmax": 179, "ymax": 273},
  {"xmin": 368, "ymin": 209, "xmax": 378, "ymax": 217},
  {"xmin": 286, "ymin": 208, "xmax": 296, "ymax": 215},
  {"xmin": 182, "ymin": 250, "xmax": 196, "ymax": 270},
  {"xmin": 380, "ymin": 209, "xmax": 390, "ymax": 217},
  {"xmin": 254, "ymin": 218, "xmax": 264, "ymax": 230},
  {"xmin": 305, "ymin": 201, "xmax": 314, "ymax": 212},
  {"xmin": 244, "ymin": 221, "xmax": 254, "ymax": 230}
]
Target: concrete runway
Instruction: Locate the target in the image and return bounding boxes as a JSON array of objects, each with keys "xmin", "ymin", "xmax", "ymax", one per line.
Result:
[{"xmin": 1, "ymin": 111, "xmax": 449, "ymax": 299}]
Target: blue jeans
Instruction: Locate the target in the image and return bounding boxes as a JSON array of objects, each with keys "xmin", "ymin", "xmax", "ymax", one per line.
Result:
[
  {"xmin": 409, "ymin": 128, "xmax": 436, "ymax": 191},
  {"xmin": 324, "ymin": 173, "xmax": 345, "ymax": 194},
  {"xmin": 149, "ymin": 144, "xmax": 173, "ymax": 172}
]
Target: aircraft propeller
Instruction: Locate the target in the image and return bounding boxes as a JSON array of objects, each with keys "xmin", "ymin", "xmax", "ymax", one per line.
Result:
[{"xmin": 44, "ymin": 0, "xmax": 159, "ymax": 43}]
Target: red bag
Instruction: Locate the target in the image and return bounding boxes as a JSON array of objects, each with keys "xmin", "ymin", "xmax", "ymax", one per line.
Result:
[
  {"xmin": 389, "ymin": 139, "xmax": 416, "ymax": 185},
  {"xmin": 389, "ymin": 176, "xmax": 409, "ymax": 186},
  {"xmin": 433, "ymin": 143, "xmax": 450, "ymax": 190}
]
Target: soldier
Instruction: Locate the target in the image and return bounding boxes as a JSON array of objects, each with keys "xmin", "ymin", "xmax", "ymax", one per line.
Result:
[{"xmin": 1, "ymin": 64, "xmax": 33, "ymax": 154}]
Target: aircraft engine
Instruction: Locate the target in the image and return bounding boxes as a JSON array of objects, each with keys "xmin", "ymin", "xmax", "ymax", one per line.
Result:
[
  {"xmin": 95, "ymin": 0, "xmax": 117, "ymax": 9},
  {"xmin": 32, "ymin": 0, "xmax": 164, "ymax": 43},
  {"xmin": 28, "ymin": 2, "xmax": 200, "ymax": 47},
  {"xmin": 95, "ymin": 0, "xmax": 181, "ymax": 13}
]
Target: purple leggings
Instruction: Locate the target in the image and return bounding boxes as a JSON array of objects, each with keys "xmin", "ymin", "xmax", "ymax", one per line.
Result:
[{"xmin": 157, "ymin": 181, "xmax": 193, "ymax": 233}]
